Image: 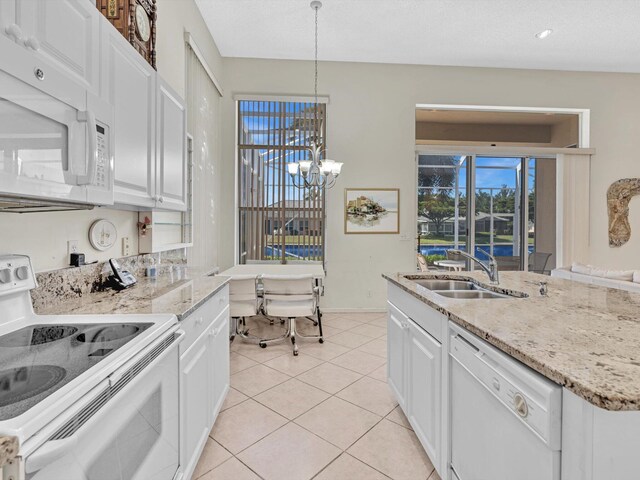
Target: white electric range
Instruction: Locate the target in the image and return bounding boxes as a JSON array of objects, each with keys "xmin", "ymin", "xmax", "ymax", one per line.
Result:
[{"xmin": 0, "ymin": 255, "xmax": 184, "ymax": 480}]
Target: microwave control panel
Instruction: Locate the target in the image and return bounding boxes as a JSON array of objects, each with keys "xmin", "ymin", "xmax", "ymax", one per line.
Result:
[{"xmin": 95, "ymin": 123, "xmax": 109, "ymax": 189}]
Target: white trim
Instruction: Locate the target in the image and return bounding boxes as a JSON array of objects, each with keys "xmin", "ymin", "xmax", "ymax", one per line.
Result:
[
  {"xmin": 415, "ymin": 104, "xmax": 591, "ymax": 148},
  {"xmin": 184, "ymin": 31, "xmax": 224, "ymax": 97},
  {"xmin": 415, "ymin": 145, "xmax": 594, "ymax": 157},
  {"xmin": 233, "ymin": 93, "xmax": 330, "ymax": 104},
  {"xmin": 234, "ymin": 102, "xmax": 239, "ymax": 264}
]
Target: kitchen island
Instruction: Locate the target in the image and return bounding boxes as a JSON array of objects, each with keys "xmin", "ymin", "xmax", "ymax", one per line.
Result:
[{"xmin": 384, "ymin": 271, "xmax": 640, "ymax": 480}]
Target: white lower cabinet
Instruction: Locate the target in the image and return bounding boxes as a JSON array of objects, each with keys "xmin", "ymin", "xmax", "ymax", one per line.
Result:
[
  {"xmin": 388, "ymin": 301, "xmax": 409, "ymax": 410},
  {"xmin": 180, "ymin": 323, "xmax": 211, "ymax": 480},
  {"xmin": 180, "ymin": 289, "xmax": 230, "ymax": 480},
  {"xmin": 387, "ymin": 299, "xmax": 442, "ymax": 475},
  {"xmin": 407, "ymin": 321, "xmax": 442, "ymax": 468}
]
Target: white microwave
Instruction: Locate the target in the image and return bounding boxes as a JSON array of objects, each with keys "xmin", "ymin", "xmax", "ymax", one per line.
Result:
[{"xmin": 0, "ymin": 34, "xmax": 114, "ymax": 211}]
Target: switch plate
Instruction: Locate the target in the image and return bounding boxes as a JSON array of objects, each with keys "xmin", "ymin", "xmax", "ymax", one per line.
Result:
[
  {"xmin": 67, "ymin": 240, "xmax": 79, "ymax": 255},
  {"xmin": 122, "ymin": 237, "xmax": 130, "ymax": 256}
]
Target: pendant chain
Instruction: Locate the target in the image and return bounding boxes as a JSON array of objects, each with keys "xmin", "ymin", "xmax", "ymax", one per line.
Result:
[{"xmin": 314, "ymin": 3, "xmax": 319, "ymax": 146}]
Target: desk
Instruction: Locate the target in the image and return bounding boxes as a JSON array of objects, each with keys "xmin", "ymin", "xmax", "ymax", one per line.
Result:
[
  {"xmin": 219, "ymin": 264, "xmax": 326, "ymax": 294},
  {"xmin": 219, "ymin": 264, "xmax": 325, "ymax": 279}
]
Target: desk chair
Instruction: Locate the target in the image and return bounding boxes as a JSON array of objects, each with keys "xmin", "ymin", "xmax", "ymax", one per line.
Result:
[
  {"xmin": 229, "ymin": 275, "xmax": 262, "ymax": 343},
  {"xmin": 260, "ymin": 274, "xmax": 323, "ymax": 356},
  {"xmin": 529, "ymin": 252, "xmax": 552, "ymax": 275}
]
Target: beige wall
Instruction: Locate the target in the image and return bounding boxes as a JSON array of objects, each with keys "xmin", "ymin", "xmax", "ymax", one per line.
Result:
[
  {"xmin": 0, "ymin": 0, "xmax": 224, "ymax": 273},
  {"xmin": 221, "ymin": 58, "xmax": 640, "ymax": 309}
]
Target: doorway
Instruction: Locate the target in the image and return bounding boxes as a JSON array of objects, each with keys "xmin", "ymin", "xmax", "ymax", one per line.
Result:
[{"xmin": 417, "ymin": 154, "xmax": 556, "ymax": 273}]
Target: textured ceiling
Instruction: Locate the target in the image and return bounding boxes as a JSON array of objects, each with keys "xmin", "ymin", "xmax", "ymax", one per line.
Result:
[{"xmin": 194, "ymin": 0, "xmax": 640, "ymax": 73}]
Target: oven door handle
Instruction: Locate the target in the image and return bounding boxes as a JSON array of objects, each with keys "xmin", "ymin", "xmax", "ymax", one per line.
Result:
[
  {"xmin": 108, "ymin": 328, "xmax": 184, "ymax": 387},
  {"xmin": 25, "ymin": 436, "xmax": 78, "ymax": 473}
]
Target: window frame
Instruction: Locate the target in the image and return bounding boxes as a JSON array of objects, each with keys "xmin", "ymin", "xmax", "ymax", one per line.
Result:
[{"xmin": 235, "ymin": 97, "xmax": 328, "ymax": 265}]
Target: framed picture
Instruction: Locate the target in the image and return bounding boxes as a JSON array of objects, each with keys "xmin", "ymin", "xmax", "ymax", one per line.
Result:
[{"xmin": 344, "ymin": 188, "xmax": 400, "ymax": 234}]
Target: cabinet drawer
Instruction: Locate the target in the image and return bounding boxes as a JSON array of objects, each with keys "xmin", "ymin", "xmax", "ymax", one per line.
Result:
[
  {"xmin": 180, "ymin": 286, "xmax": 229, "ymax": 355},
  {"xmin": 388, "ymin": 283, "xmax": 445, "ymax": 342},
  {"xmin": 209, "ymin": 285, "xmax": 229, "ymax": 323}
]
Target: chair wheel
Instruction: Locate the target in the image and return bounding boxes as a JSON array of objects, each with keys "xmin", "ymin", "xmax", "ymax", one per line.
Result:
[
  {"xmin": 319, "ymin": 338, "xmax": 324, "ymax": 344},
  {"xmin": 293, "ymin": 350, "xmax": 299, "ymax": 356},
  {"xmin": 259, "ymin": 342, "xmax": 267, "ymax": 349},
  {"xmin": 313, "ymin": 321, "xmax": 318, "ymax": 326}
]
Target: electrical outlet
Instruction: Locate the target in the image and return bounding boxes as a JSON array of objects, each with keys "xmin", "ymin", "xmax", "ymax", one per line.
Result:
[
  {"xmin": 67, "ymin": 240, "xmax": 79, "ymax": 255},
  {"xmin": 122, "ymin": 237, "xmax": 130, "ymax": 256}
]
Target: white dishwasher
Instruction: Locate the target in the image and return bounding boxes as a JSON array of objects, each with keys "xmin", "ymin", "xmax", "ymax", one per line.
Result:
[{"xmin": 449, "ymin": 323, "xmax": 562, "ymax": 480}]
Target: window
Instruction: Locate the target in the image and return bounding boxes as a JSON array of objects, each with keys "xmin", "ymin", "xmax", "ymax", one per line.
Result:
[
  {"xmin": 237, "ymin": 100, "xmax": 326, "ymax": 263},
  {"xmin": 417, "ymin": 153, "xmax": 556, "ymax": 272}
]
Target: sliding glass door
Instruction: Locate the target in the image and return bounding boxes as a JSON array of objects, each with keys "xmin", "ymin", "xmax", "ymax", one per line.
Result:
[{"xmin": 417, "ymin": 153, "xmax": 555, "ymax": 273}]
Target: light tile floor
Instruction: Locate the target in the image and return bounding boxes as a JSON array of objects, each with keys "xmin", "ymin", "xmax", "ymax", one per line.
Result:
[{"xmin": 194, "ymin": 312, "xmax": 441, "ymax": 480}]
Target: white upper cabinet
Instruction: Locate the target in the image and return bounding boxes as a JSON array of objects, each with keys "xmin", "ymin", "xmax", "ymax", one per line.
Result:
[
  {"xmin": 103, "ymin": 25, "xmax": 157, "ymax": 208},
  {"xmin": 2, "ymin": 0, "xmax": 100, "ymax": 95},
  {"xmin": 156, "ymin": 78, "xmax": 187, "ymax": 211}
]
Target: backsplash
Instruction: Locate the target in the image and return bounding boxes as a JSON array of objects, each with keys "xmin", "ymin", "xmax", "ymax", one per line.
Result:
[{"xmin": 31, "ymin": 249, "xmax": 188, "ymax": 311}]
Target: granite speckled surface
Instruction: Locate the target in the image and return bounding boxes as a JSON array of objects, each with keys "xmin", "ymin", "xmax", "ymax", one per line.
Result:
[
  {"xmin": 384, "ymin": 271, "xmax": 640, "ymax": 411},
  {"xmin": 35, "ymin": 266, "xmax": 229, "ymax": 321},
  {"xmin": 0, "ymin": 435, "xmax": 18, "ymax": 468},
  {"xmin": 31, "ymin": 249, "xmax": 188, "ymax": 311}
]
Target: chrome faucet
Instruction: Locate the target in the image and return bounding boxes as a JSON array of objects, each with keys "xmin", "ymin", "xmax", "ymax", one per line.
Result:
[{"xmin": 446, "ymin": 248, "xmax": 500, "ymax": 285}]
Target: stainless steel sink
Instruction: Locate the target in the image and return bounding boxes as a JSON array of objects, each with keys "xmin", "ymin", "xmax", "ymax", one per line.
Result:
[
  {"xmin": 407, "ymin": 275, "xmax": 526, "ymax": 299},
  {"xmin": 435, "ymin": 290, "xmax": 509, "ymax": 299},
  {"xmin": 414, "ymin": 279, "xmax": 479, "ymax": 291}
]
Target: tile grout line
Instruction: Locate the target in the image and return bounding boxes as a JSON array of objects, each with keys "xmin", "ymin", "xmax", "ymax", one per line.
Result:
[{"xmin": 207, "ymin": 313, "xmax": 428, "ymax": 480}]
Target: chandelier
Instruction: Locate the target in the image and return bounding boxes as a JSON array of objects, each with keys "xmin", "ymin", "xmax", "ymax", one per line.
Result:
[{"xmin": 288, "ymin": 1, "xmax": 343, "ymax": 190}]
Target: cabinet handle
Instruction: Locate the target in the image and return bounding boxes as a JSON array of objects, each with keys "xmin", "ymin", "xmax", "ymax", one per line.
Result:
[
  {"xmin": 209, "ymin": 327, "xmax": 217, "ymax": 337},
  {"xmin": 401, "ymin": 322, "xmax": 410, "ymax": 330},
  {"xmin": 158, "ymin": 196, "xmax": 164, "ymax": 203},
  {"xmin": 24, "ymin": 36, "xmax": 40, "ymax": 51},
  {"xmin": 196, "ymin": 317, "xmax": 204, "ymax": 325},
  {"xmin": 5, "ymin": 24, "xmax": 23, "ymax": 42}
]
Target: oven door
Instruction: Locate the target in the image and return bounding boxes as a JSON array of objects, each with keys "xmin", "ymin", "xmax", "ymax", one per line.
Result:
[
  {"xmin": 0, "ymin": 34, "xmax": 112, "ymax": 205},
  {"xmin": 24, "ymin": 330, "xmax": 183, "ymax": 480}
]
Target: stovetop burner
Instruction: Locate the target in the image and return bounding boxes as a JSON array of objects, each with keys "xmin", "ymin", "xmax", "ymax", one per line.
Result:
[
  {"xmin": 0, "ymin": 325, "xmax": 79, "ymax": 348},
  {"xmin": 0, "ymin": 365, "xmax": 66, "ymax": 407},
  {"xmin": 0, "ymin": 322, "xmax": 152, "ymax": 420},
  {"xmin": 76, "ymin": 324, "xmax": 142, "ymax": 343}
]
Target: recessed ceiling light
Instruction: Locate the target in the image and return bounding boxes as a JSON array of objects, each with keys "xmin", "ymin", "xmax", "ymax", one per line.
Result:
[{"xmin": 535, "ymin": 29, "xmax": 553, "ymax": 39}]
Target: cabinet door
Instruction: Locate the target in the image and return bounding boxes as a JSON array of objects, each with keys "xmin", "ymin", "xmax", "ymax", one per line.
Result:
[
  {"xmin": 0, "ymin": 1, "xmax": 18, "ymax": 41},
  {"xmin": 387, "ymin": 302, "xmax": 408, "ymax": 410},
  {"xmin": 408, "ymin": 321, "xmax": 442, "ymax": 468},
  {"xmin": 18, "ymin": 0, "xmax": 100, "ymax": 94},
  {"xmin": 180, "ymin": 328, "xmax": 212, "ymax": 480},
  {"xmin": 106, "ymin": 28, "xmax": 156, "ymax": 208},
  {"xmin": 208, "ymin": 307, "xmax": 230, "ymax": 427},
  {"xmin": 156, "ymin": 78, "xmax": 187, "ymax": 211}
]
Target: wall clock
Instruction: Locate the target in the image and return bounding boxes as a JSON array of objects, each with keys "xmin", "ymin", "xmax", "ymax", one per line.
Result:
[
  {"xmin": 95, "ymin": 0, "xmax": 157, "ymax": 69},
  {"xmin": 135, "ymin": 4, "xmax": 151, "ymax": 42},
  {"xmin": 89, "ymin": 219, "xmax": 118, "ymax": 251}
]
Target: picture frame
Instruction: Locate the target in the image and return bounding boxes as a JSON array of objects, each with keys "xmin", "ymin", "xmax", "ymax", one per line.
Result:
[{"xmin": 344, "ymin": 188, "xmax": 400, "ymax": 234}]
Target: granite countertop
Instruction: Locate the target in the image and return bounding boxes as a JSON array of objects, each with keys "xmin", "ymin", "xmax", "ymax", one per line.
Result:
[
  {"xmin": 0, "ymin": 435, "xmax": 18, "ymax": 469},
  {"xmin": 36, "ymin": 266, "xmax": 229, "ymax": 321},
  {"xmin": 384, "ymin": 271, "xmax": 640, "ymax": 411}
]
